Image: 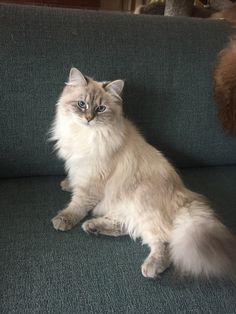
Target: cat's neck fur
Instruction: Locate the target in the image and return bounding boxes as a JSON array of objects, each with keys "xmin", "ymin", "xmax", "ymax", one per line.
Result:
[{"xmin": 52, "ymin": 101, "xmax": 126, "ymax": 163}]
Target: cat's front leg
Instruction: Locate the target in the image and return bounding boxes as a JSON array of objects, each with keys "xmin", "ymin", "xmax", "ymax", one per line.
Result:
[
  {"xmin": 52, "ymin": 209, "xmax": 80, "ymax": 231},
  {"xmin": 52, "ymin": 187, "xmax": 100, "ymax": 231}
]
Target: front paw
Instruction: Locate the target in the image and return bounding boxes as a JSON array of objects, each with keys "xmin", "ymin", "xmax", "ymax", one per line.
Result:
[{"xmin": 52, "ymin": 213, "xmax": 76, "ymax": 231}]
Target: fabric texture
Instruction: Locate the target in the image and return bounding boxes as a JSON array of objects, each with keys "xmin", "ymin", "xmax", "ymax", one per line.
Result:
[
  {"xmin": 0, "ymin": 167, "xmax": 236, "ymax": 314},
  {"xmin": 0, "ymin": 4, "xmax": 236, "ymax": 178},
  {"xmin": 0, "ymin": 4, "xmax": 236, "ymax": 314}
]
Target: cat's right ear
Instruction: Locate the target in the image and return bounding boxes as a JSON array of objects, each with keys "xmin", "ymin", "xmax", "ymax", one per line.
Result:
[
  {"xmin": 104, "ymin": 80, "xmax": 124, "ymax": 98},
  {"xmin": 66, "ymin": 68, "xmax": 87, "ymax": 86}
]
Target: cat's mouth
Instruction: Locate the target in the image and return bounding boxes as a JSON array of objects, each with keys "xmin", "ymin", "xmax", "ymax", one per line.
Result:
[{"xmin": 78, "ymin": 118, "xmax": 96, "ymax": 127}]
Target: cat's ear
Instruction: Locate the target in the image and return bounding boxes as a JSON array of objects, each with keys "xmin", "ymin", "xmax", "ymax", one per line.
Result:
[
  {"xmin": 66, "ymin": 67, "xmax": 87, "ymax": 86},
  {"xmin": 104, "ymin": 80, "xmax": 124, "ymax": 97}
]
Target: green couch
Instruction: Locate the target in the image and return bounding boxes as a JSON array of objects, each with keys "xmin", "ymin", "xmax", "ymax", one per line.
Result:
[{"xmin": 0, "ymin": 3, "xmax": 236, "ymax": 314}]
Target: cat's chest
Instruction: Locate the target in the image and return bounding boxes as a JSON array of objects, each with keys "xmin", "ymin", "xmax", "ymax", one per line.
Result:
[
  {"xmin": 59, "ymin": 130, "xmax": 109, "ymax": 184},
  {"xmin": 57, "ymin": 132, "xmax": 97, "ymax": 162},
  {"xmin": 54, "ymin": 116, "xmax": 114, "ymax": 174}
]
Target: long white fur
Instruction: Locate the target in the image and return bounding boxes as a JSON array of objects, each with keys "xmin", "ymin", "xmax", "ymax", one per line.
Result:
[{"xmin": 51, "ymin": 68, "xmax": 236, "ymax": 278}]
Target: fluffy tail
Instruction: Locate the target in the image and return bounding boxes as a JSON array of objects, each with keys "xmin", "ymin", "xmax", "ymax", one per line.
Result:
[{"xmin": 169, "ymin": 198, "xmax": 236, "ymax": 278}]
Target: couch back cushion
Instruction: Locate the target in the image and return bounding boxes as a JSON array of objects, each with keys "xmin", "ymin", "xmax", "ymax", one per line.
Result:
[{"xmin": 0, "ymin": 4, "xmax": 235, "ymax": 177}]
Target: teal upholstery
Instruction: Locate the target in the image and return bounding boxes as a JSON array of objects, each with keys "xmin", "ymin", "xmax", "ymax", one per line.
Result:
[
  {"xmin": 1, "ymin": 168, "xmax": 236, "ymax": 314},
  {"xmin": 0, "ymin": 4, "xmax": 236, "ymax": 178},
  {"xmin": 0, "ymin": 4, "xmax": 235, "ymax": 314}
]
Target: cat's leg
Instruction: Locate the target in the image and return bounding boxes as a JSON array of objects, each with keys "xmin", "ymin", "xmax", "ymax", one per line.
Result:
[
  {"xmin": 82, "ymin": 216, "xmax": 127, "ymax": 237},
  {"xmin": 141, "ymin": 241, "xmax": 170, "ymax": 279},
  {"xmin": 60, "ymin": 177, "xmax": 72, "ymax": 192},
  {"xmin": 52, "ymin": 188, "xmax": 100, "ymax": 231}
]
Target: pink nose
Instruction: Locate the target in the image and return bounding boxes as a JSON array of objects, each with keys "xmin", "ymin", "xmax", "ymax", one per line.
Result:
[{"xmin": 86, "ymin": 115, "xmax": 93, "ymax": 122}]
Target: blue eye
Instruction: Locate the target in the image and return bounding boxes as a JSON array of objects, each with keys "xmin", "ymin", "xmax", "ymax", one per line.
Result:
[
  {"xmin": 78, "ymin": 100, "xmax": 86, "ymax": 109},
  {"xmin": 96, "ymin": 105, "xmax": 106, "ymax": 113}
]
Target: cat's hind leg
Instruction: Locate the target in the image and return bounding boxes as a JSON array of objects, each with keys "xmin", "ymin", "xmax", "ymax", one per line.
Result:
[
  {"xmin": 82, "ymin": 216, "xmax": 127, "ymax": 237},
  {"xmin": 60, "ymin": 177, "xmax": 72, "ymax": 192},
  {"xmin": 141, "ymin": 241, "xmax": 170, "ymax": 279}
]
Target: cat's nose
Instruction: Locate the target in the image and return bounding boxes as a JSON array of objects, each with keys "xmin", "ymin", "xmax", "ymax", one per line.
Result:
[{"xmin": 85, "ymin": 114, "xmax": 94, "ymax": 122}]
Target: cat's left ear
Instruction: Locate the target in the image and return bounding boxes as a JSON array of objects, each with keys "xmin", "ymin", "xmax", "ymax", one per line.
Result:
[{"xmin": 104, "ymin": 80, "xmax": 124, "ymax": 97}]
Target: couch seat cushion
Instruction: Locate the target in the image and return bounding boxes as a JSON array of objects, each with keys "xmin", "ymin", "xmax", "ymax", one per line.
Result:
[{"xmin": 1, "ymin": 166, "xmax": 236, "ymax": 313}]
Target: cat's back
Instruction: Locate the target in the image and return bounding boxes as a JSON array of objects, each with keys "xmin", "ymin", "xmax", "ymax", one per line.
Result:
[
  {"xmin": 122, "ymin": 118, "xmax": 165, "ymax": 163},
  {"xmin": 120, "ymin": 118, "xmax": 182, "ymax": 185}
]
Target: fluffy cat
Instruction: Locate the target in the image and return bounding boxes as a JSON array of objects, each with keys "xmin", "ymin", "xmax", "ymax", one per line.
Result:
[{"xmin": 51, "ymin": 68, "xmax": 236, "ymax": 279}]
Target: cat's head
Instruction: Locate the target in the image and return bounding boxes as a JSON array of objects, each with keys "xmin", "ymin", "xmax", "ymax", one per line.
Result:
[{"xmin": 58, "ymin": 68, "xmax": 124, "ymax": 127}]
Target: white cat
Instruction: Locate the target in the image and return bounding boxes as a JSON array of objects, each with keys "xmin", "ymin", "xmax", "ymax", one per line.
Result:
[{"xmin": 51, "ymin": 68, "xmax": 236, "ymax": 279}]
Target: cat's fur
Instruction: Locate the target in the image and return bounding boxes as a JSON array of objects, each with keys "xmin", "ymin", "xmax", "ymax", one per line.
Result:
[
  {"xmin": 51, "ymin": 68, "xmax": 236, "ymax": 279},
  {"xmin": 214, "ymin": 36, "xmax": 236, "ymax": 136}
]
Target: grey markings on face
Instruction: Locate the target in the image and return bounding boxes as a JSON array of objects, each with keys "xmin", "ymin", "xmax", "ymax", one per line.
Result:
[{"xmin": 64, "ymin": 68, "xmax": 124, "ymax": 126}]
